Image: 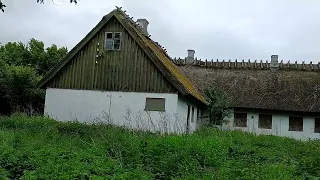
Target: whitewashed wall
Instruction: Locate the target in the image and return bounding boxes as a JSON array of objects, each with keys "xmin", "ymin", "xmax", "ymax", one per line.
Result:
[
  {"xmin": 44, "ymin": 88, "xmax": 196, "ymax": 134},
  {"xmin": 177, "ymin": 97, "xmax": 200, "ymax": 133},
  {"xmin": 221, "ymin": 111, "xmax": 320, "ymax": 141}
]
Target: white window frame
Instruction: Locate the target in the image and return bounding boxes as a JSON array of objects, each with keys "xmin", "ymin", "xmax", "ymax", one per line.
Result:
[{"xmin": 104, "ymin": 32, "xmax": 122, "ymax": 51}]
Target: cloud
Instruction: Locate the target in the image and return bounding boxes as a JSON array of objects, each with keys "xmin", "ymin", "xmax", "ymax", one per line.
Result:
[{"xmin": 1, "ymin": 0, "xmax": 320, "ymax": 62}]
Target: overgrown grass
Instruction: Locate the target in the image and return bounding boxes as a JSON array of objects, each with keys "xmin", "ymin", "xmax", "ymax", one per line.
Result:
[{"xmin": 0, "ymin": 114, "xmax": 320, "ymax": 179}]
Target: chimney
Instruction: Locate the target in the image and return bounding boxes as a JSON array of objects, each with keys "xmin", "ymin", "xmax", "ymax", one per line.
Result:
[
  {"xmin": 136, "ymin": 19, "xmax": 149, "ymax": 35},
  {"xmin": 187, "ymin": 49, "xmax": 195, "ymax": 64},
  {"xmin": 270, "ymin": 55, "xmax": 279, "ymax": 70}
]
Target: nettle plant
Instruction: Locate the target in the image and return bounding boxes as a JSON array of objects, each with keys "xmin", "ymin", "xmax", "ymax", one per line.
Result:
[{"xmin": 204, "ymin": 87, "xmax": 233, "ymax": 126}]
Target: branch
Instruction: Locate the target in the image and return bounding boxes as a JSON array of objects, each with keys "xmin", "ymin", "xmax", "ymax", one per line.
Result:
[{"xmin": 0, "ymin": 0, "xmax": 78, "ymax": 12}]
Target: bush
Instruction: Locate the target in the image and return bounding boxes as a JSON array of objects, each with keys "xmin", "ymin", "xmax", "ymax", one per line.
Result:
[{"xmin": 1, "ymin": 115, "xmax": 320, "ymax": 179}]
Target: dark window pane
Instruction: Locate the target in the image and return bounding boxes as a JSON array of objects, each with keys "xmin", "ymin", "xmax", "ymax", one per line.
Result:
[
  {"xmin": 258, "ymin": 114, "xmax": 272, "ymax": 129},
  {"xmin": 114, "ymin": 32, "xmax": 121, "ymax": 39},
  {"xmin": 234, "ymin": 112, "xmax": 247, "ymax": 127},
  {"xmin": 114, "ymin": 43, "xmax": 120, "ymax": 50},
  {"xmin": 106, "ymin": 32, "xmax": 113, "ymax": 39},
  {"xmin": 191, "ymin": 107, "xmax": 195, "ymax": 122},
  {"xmin": 197, "ymin": 108, "xmax": 200, "ymax": 119},
  {"xmin": 315, "ymin": 118, "xmax": 320, "ymax": 133},
  {"xmin": 145, "ymin": 98, "xmax": 165, "ymax": 111},
  {"xmin": 289, "ymin": 116, "xmax": 303, "ymax": 131}
]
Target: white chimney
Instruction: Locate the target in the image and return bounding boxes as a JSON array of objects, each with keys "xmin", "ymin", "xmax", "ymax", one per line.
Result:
[
  {"xmin": 270, "ymin": 54, "xmax": 279, "ymax": 70},
  {"xmin": 187, "ymin": 49, "xmax": 195, "ymax": 64},
  {"xmin": 136, "ymin": 19, "xmax": 149, "ymax": 35}
]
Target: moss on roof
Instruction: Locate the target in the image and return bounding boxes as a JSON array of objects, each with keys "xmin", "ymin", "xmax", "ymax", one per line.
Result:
[
  {"xmin": 38, "ymin": 8, "xmax": 206, "ymax": 105},
  {"xmin": 115, "ymin": 10, "xmax": 206, "ymax": 104},
  {"xmin": 178, "ymin": 64, "xmax": 320, "ymax": 113}
]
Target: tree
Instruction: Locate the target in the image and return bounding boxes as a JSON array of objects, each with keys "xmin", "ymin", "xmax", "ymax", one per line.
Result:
[
  {"xmin": 0, "ymin": 38, "xmax": 67, "ymax": 115},
  {"xmin": 203, "ymin": 87, "xmax": 233, "ymax": 126},
  {"xmin": 0, "ymin": 41, "xmax": 30, "ymax": 66},
  {"xmin": 0, "ymin": 0, "xmax": 78, "ymax": 12}
]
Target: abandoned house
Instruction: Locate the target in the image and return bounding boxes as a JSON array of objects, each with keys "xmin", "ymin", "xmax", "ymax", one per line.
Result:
[{"xmin": 38, "ymin": 7, "xmax": 320, "ymax": 140}]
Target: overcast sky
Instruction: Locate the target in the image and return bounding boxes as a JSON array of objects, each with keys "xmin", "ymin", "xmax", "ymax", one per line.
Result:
[{"xmin": 1, "ymin": 0, "xmax": 320, "ymax": 63}]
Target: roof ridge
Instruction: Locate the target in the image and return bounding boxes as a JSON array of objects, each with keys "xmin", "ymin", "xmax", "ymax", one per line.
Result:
[
  {"xmin": 172, "ymin": 57, "xmax": 320, "ymax": 71},
  {"xmin": 114, "ymin": 7, "xmax": 173, "ymax": 60},
  {"xmin": 114, "ymin": 6, "xmax": 207, "ymax": 104}
]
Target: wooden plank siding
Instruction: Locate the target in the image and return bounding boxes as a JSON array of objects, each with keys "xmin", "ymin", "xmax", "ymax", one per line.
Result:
[{"xmin": 47, "ymin": 17, "xmax": 177, "ymax": 94}]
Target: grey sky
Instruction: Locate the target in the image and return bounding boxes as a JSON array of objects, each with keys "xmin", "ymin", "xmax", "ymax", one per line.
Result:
[{"xmin": 1, "ymin": 0, "xmax": 320, "ymax": 63}]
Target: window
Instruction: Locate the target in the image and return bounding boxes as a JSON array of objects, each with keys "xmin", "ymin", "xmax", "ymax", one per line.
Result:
[
  {"xmin": 289, "ymin": 116, "xmax": 303, "ymax": 131},
  {"xmin": 197, "ymin": 108, "xmax": 200, "ymax": 119},
  {"xmin": 113, "ymin": 32, "xmax": 121, "ymax": 50},
  {"xmin": 234, "ymin": 112, "xmax": 247, "ymax": 127},
  {"xmin": 258, "ymin": 114, "xmax": 272, "ymax": 129},
  {"xmin": 105, "ymin": 32, "xmax": 122, "ymax": 50},
  {"xmin": 315, "ymin": 118, "xmax": 320, "ymax": 133},
  {"xmin": 191, "ymin": 107, "xmax": 195, "ymax": 123},
  {"xmin": 145, "ymin": 98, "xmax": 165, "ymax": 111}
]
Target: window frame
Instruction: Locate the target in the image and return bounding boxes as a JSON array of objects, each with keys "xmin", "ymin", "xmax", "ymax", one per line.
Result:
[
  {"xmin": 233, "ymin": 112, "xmax": 247, "ymax": 127},
  {"xmin": 258, "ymin": 114, "xmax": 272, "ymax": 129},
  {"xmin": 113, "ymin": 32, "xmax": 122, "ymax": 51},
  {"xmin": 144, "ymin": 97, "xmax": 166, "ymax": 112},
  {"xmin": 104, "ymin": 32, "xmax": 122, "ymax": 51},
  {"xmin": 289, "ymin": 116, "xmax": 303, "ymax": 132}
]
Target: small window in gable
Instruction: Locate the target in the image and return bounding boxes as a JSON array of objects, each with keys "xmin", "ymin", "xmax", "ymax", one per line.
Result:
[
  {"xmin": 289, "ymin": 116, "xmax": 303, "ymax": 131},
  {"xmin": 105, "ymin": 32, "xmax": 122, "ymax": 51},
  {"xmin": 145, "ymin": 98, "xmax": 165, "ymax": 112},
  {"xmin": 234, "ymin": 112, "xmax": 247, "ymax": 127}
]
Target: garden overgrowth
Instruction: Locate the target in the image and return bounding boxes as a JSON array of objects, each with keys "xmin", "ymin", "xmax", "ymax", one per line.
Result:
[{"xmin": 0, "ymin": 114, "xmax": 320, "ymax": 179}]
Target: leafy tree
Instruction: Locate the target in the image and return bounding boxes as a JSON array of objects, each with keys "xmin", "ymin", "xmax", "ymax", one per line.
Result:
[
  {"xmin": 204, "ymin": 87, "xmax": 233, "ymax": 126},
  {"xmin": 0, "ymin": 60, "xmax": 11, "ymax": 114},
  {"xmin": 0, "ymin": 42, "xmax": 30, "ymax": 66},
  {"xmin": 0, "ymin": 38, "xmax": 67, "ymax": 115},
  {"xmin": 0, "ymin": 0, "xmax": 78, "ymax": 12},
  {"xmin": 38, "ymin": 44, "xmax": 68, "ymax": 75},
  {"xmin": 7, "ymin": 65, "xmax": 45, "ymax": 113}
]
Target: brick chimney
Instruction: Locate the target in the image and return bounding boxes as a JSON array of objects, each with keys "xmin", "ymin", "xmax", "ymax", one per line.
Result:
[
  {"xmin": 136, "ymin": 19, "xmax": 149, "ymax": 35},
  {"xmin": 187, "ymin": 49, "xmax": 195, "ymax": 64}
]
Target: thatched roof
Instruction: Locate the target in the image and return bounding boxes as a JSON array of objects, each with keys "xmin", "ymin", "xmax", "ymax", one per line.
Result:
[
  {"xmin": 174, "ymin": 59, "xmax": 320, "ymax": 113},
  {"xmin": 38, "ymin": 7, "xmax": 206, "ymax": 105}
]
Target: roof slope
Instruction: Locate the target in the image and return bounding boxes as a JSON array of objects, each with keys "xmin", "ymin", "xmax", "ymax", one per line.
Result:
[
  {"xmin": 176, "ymin": 60, "xmax": 320, "ymax": 113},
  {"xmin": 37, "ymin": 8, "xmax": 206, "ymax": 104}
]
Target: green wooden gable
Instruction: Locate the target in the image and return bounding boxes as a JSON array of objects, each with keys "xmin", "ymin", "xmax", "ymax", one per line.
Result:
[{"xmin": 38, "ymin": 8, "xmax": 207, "ymax": 105}]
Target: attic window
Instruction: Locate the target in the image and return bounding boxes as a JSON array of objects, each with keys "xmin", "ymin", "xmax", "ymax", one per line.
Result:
[
  {"xmin": 145, "ymin": 98, "xmax": 165, "ymax": 112},
  {"xmin": 105, "ymin": 32, "xmax": 122, "ymax": 50},
  {"xmin": 289, "ymin": 116, "xmax": 303, "ymax": 131}
]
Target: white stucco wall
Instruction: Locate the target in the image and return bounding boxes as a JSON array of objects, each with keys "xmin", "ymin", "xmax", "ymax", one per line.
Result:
[
  {"xmin": 44, "ymin": 88, "xmax": 196, "ymax": 134},
  {"xmin": 177, "ymin": 97, "xmax": 200, "ymax": 133},
  {"xmin": 221, "ymin": 110, "xmax": 320, "ymax": 141}
]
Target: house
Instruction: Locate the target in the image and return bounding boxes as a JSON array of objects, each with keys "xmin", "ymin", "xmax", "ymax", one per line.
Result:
[
  {"xmin": 38, "ymin": 7, "xmax": 207, "ymax": 134},
  {"xmin": 39, "ymin": 7, "xmax": 320, "ymax": 140},
  {"xmin": 174, "ymin": 53, "xmax": 320, "ymax": 140}
]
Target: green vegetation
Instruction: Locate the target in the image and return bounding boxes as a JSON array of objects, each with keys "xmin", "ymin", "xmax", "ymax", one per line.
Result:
[
  {"xmin": 0, "ymin": 39, "xmax": 67, "ymax": 115},
  {"xmin": 204, "ymin": 87, "xmax": 232, "ymax": 126},
  {"xmin": 1, "ymin": 114, "xmax": 320, "ymax": 179}
]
